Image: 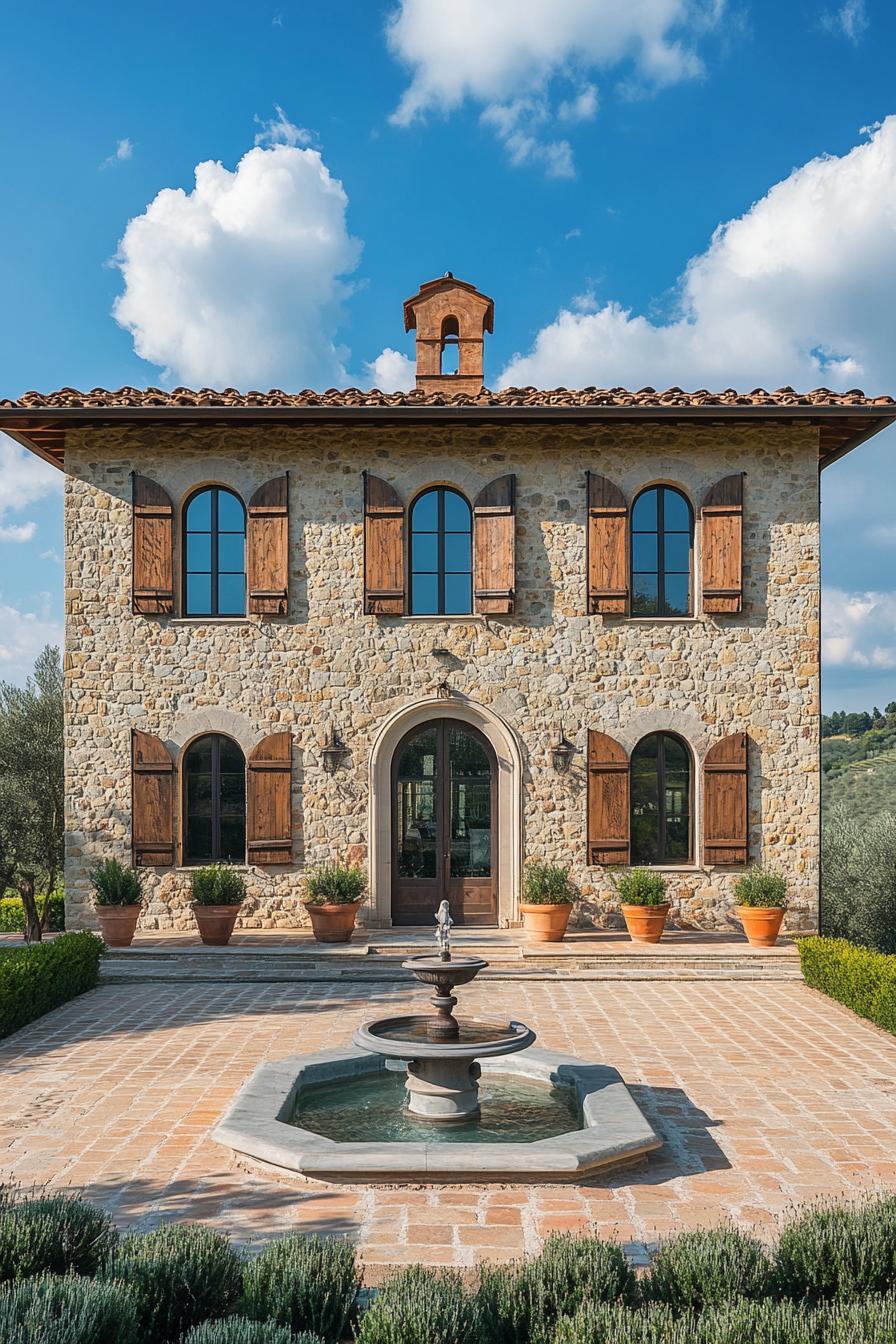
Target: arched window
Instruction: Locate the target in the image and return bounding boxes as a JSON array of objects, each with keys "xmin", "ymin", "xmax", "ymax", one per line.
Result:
[
  {"xmin": 183, "ymin": 734, "xmax": 246, "ymax": 864},
  {"xmin": 631, "ymin": 486, "xmax": 693, "ymax": 616},
  {"xmin": 631, "ymin": 733, "xmax": 692, "ymax": 865},
  {"xmin": 410, "ymin": 487, "xmax": 473, "ymax": 615},
  {"xmin": 440, "ymin": 315, "xmax": 460, "ymax": 376},
  {"xmin": 184, "ymin": 487, "xmax": 246, "ymax": 616}
]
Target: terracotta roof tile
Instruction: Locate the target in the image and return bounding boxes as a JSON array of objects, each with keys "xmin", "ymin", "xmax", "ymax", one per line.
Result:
[{"xmin": 2, "ymin": 384, "xmax": 894, "ymax": 411}]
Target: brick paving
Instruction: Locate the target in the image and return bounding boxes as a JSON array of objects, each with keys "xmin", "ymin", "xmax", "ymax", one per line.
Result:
[{"xmin": 1, "ymin": 977, "xmax": 895, "ymax": 1271}]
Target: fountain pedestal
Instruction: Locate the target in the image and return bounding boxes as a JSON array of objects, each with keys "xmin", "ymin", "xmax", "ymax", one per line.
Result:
[{"xmin": 405, "ymin": 1058, "xmax": 482, "ymax": 1120}]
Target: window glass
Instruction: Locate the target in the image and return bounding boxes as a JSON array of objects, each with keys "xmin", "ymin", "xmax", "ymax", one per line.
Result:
[
  {"xmin": 396, "ymin": 728, "xmax": 437, "ymax": 879},
  {"xmin": 184, "ymin": 487, "xmax": 246, "ymax": 616},
  {"xmin": 183, "ymin": 734, "xmax": 246, "ymax": 865},
  {"xmin": 630, "ymin": 486, "xmax": 693, "ymax": 617},
  {"xmin": 630, "ymin": 733, "xmax": 692, "ymax": 865},
  {"xmin": 410, "ymin": 488, "xmax": 473, "ymax": 615}
]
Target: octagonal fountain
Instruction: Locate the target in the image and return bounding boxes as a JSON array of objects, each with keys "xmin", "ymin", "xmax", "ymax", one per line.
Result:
[{"xmin": 214, "ymin": 904, "xmax": 662, "ymax": 1184}]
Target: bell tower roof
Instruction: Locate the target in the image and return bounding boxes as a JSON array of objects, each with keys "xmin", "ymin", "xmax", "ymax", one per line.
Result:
[{"xmin": 402, "ymin": 273, "xmax": 494, "ymax": 395}]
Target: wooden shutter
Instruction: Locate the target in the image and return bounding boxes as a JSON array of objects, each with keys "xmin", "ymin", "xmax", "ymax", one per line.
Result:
[
  {"xmin": 474, "ymin": 474, "xmax": 516, "ymax": 614},
  {"xmin": 701, "ymin": 474, "xmax": 743, "ymax": 613},
  {"xmin": 703, "ymin": 732, "xmax": 748, "ymax": 865},
  {"xmin": 586, "ymin": 472, "xmax": 628, "ymax": 615},
  {"xmin": 363, "ymin": 473, "xmax": 405, "ymax": 615},
  {"xmin": 248, "ymin": 475, "xmax": 289, "ymax": 616},
  {"xmin": 132, "ymin": 474, "xmax": 173, "ymax": 615},
  {"xmin": 587, "ymin": 730, "xmax": 630, "ymax": 866},
  {"xmin": 131, "ymin": 730, "xmax": 174, "ymax": 866},
  {"xmin": 247, "ymin": 731, "xmax": 293, "ymax": 865}
]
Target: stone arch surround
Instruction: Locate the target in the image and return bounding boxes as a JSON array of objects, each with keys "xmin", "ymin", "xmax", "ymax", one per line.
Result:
[{"xmin": 367, "ymin": 695, "xmax": 524, "ymax": 928}]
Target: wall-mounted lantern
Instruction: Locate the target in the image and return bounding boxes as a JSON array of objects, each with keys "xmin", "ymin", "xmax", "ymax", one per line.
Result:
[
  {"xmin": 550, "ymin": 729, "xmax": 576, "ymax": 774},
  {"xmin": 321, "ymin": 727, "xmax": 348, "ymax": 775}
]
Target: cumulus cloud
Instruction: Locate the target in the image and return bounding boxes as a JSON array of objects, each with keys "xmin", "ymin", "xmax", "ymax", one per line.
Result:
[
  {"xmin": 254, "ymin": 106, "xmax": 313, "ymax": 148},
  {"xmin": 101, "ymin": 137, "xmax": 133, "ymax": 169},
  {"xmin": 822, "ymin": 0, "xmax": 868, "ymax": 44},
  {"xmin": 363, "ymin": 347, "xmax": 416, "ymax": 392},
  {"xmin": 0, "ymin": 522, "xmax": 36, "ymax": 543},
  {"xmin": 0, "ymin": 597, "xmax": 63, "ymax": 686},
  {"xmin": 823, "ymin": 590, "xmax": 896, "ymax": 670},
  {"xmin": 112, "ymin": 138, "xmax": 362, "ymax": 389},
  {"xmin": 0, "ymin": 436, "xmax": 61, "ymax": 546},
  {"xmin": 499, "ymin": 117, "xmax": 896, "ymax": 393},
  {"xmin": 386, "ymin": 0, "xmax": 721, "ymax": 173}
]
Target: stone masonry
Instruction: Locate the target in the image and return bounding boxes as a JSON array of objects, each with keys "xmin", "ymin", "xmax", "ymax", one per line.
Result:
[{"xmin": 63, "ymin": 419, "xmax": 820, "ymax": 932}]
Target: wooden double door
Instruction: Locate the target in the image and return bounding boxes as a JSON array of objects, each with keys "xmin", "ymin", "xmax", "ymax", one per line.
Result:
[{"xmin": 392, "ymin": 719, "xmax": 498, "ymax": 926}]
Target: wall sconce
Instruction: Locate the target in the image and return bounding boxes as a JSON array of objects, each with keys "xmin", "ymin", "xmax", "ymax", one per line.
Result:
[
  {"xmin": 551, "ymin": 730, "xmax": 576, "ymax": 774},
  {"xmin": 321, "ymin": 727, "xmax": 348, "ymax": 774}
]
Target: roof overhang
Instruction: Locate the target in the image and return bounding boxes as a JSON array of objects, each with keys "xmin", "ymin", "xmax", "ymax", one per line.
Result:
[{"xmin": 1, "ymin": 402, "xmax": 894, "ymax": 473}]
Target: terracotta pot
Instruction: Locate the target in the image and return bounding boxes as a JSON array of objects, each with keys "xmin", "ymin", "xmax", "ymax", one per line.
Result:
[
  {"xmin": 304, "ymin": 900, "xmax": 363, "ymax": 943},
  {"xmin": 621, "ymin": 902, "xmax": 670, "ymax": 944},
  {"xmin": 192, "ymin": 903, "xmax": 241, "ymax": 946},
  {"xmin": 95, "ymin": 904, "xmax": 141, "ymax": 948},
  {"xmin": 736, "ymin": 905, "xmax": 785, "ymax": 948},
  {"xmin": 519, "ymin": 902, "xmax": 573, "ymax": 943}
]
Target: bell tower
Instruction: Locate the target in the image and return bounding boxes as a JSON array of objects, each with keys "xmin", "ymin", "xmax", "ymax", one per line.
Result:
[{"xmin": 403, "ymin": 273, "xmax": 494, "ymax": 395}]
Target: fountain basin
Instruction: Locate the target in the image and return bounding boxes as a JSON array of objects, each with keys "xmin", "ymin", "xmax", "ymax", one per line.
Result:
[{"xmin": 212, "ymin": 1046, "xmax": 662, "ymax": 1185}]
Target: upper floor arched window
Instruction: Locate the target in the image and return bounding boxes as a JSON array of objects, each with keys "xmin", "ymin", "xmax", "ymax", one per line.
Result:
[
  {"xmin": 631, "ymin": 732, "xmax": 692, "ymax": 865},
  {"xmin": 184, "ymin": 486, "xmax": 246, "ymax": 617},
  {"xmin": 183, "ymin": 733, "xmax": 246, "ymax": 864},
  {"xmin": 409, "ymin": 487, "xmax": 473, "ymax": 615},
  {"xmin": 631, "ymin": 485, "xmax": 693, "ymax": 616}
]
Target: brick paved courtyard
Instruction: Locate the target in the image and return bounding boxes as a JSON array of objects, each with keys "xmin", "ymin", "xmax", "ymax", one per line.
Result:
[{"xmin": 2, "ymin": 976, "xmax": 896, "ymax": 1271}]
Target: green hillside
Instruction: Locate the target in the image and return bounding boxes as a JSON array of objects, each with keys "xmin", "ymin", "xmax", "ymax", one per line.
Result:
[{"xmin": 822, "ymin": 727, "xmax": 896, "ymax": 823}]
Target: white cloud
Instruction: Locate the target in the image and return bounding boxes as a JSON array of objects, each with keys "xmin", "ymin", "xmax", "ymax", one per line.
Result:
[
  {"xmin": 480, "ymin": 100, "xmax": 575, "ymax": 178},
  {"xmin": 0, "ymin": 522, "xmax": 36, "ymax": 543},
  {"xmin": 363, "ymin": 348, "xmax": 416, "ymax": 392},
  {"xmin": 0, "ymin": 436, "xmax": 61, "ymax": 547},
  {"xmin": 823, "ymin": 589, "xmax": 896, "ymax": 670},
  {"xmin": 499, "ymin": 117, "xmax": 896, "ymax": 392},
  {"xmin": 386, "ymin": 0, "xmax": 721, "ymax": 173},
  {"xmin": 0, "ymin": 598, "xmax": 63, "ymax": 686},
  {"xmin": 254, "ymin": 106, "xmax": 313, "ymax": 148},
  {"xmin": 112, "ymin": 140, "xmax": 362, "ymax": 389},
  {"xmin": 822, "ymin": 0, "xmax": 868, "ymax": 44},
  {"xmin": 101, "ymin": 137, "xmax": 133, "ymax": 169}
]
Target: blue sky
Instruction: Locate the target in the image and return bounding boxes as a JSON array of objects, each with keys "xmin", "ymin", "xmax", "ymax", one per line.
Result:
[{"xmin": 0, "ymin": 0, "xmax": 894, "ymax": 707}]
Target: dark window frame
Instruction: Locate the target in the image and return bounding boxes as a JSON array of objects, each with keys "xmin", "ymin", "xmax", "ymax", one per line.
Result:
[
  {"xmin": 182, "ymin": 485, "xmax": 247, "ymax": 618},
  {"xmin": 631, "ymin": 485, "xmax": 694, "ymax": 617},
  {"xmin": 630, "ymin": 731, "xmax": 693, "ymax": 865},
  {"xmin": 409, "ymin": 486, "xmax": 473, "ymax": 616},
  {"xmin": 182, "ymin": 733, "xmax": 247, "ymax": 866}
]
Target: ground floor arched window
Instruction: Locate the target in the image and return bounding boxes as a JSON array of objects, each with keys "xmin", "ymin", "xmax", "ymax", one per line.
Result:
[
  {"xmin": 630, "ymin": 732, "xmax": 692, "ymax": 864},
  {"xmin": 183, "ymin": 734, "xmax": 246, "ymax": 864}
]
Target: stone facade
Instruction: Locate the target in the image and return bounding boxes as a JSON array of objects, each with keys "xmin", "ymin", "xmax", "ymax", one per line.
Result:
[{"xmin": 63, "ymin": 419, "xmax": 820, "ymax": 933}]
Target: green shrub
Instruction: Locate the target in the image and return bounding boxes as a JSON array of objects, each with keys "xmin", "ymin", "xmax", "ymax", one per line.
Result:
[
  {"xmin": 354, "ymin": 1265, "xmax": 477, "ymax": 1344},
  {"xmin": 732, "ymin": 870, "xmax": 786, "ymax": 909},
  {"xmin": 0, "ymin": 932, "xmax": 103, "ymax": 1038},
  {"xmin": 825, "ymin": 1293, "xmax": 896, "ymax": 1343},
  {"xmin": 822, "ymin": 806, "xmax": 896, "ymax": 953},
  {"xmin": 89, "ymin": 858, "xmax": 144, "ymax": 907},
  {"xmin": 0, "ymin": 894, "xmax": 65, "ymax": 933},
  {"xmin": 687, "ymin": 1299, "xmax": 819, "ymax": 1344},
  {"xmin": 183, "ymin": 1318, "xmax": 324, "ymax": 1344},
  {"xmin": 107, "ymin": 1222, "xmax": 242, "ymax": 1342},
  {"xmin": 0, "ymin": 1192, "xmax": 117, "ymax": 1282},
  {"xmin": 478, "ymin": 1233, "xmax": 634, "ymax": 1344},
  {"xmin": 775, "ymin": 1197, "xmax": 896, "ymax": 1301},
  {"xmin": 0, "ymin": 1272, "xmax": 137, "ymax": 1344},
  {"xmin": 522, "ymin": 862, "xmax": 577, "ymax": 905},
  {"xmin": 798, "ymin": 937, "xmax": 896, "ymax": 1035},
  {"xmin": 302, "ymin": 863, "xmax": 367, "ymax": 906},
  {"xmin": 241, "ymin": 1234, "xmax": 359, "ymax": 1343},
  {"xmin": 552, "ymin": 1302, "xmax": 675, "ymax": 1344},
  {"xmin": 190, "ymin": 865, "xmax": 247, "ymax": 906},
  {"xmin": 613, "ymin": 868, "xmax": 668, "ymax": 907},
  {"xmin": 642, "ymin": 1227, "xmax": 774, "ymax": 1312}
]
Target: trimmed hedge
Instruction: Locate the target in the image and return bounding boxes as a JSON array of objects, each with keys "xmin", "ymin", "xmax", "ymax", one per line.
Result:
[
  {"xmin": 0, "ymin": 894, "xmax": 65, "ymax": 933},
  {"xmin": 0, "ymin": 932, "xmax": 103, "ymax": 1038},
  {"xmin": 798, "ymin": 936, "xmax": 896, "ymax": 1034}
]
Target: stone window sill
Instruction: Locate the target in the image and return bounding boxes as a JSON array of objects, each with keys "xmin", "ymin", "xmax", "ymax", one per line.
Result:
[{"xmin": 169, "ymin": 618, "xmax": 253, "ymax": 626}]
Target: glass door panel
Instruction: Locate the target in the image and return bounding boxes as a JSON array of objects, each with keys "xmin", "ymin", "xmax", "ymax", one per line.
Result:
[
  {"xmin": 395, "ymin": 729, "xmax": 438, "ymax": 880},
  {"xmin": 448, "ymin": 728, "xmax": 492, "ymax": 879}
]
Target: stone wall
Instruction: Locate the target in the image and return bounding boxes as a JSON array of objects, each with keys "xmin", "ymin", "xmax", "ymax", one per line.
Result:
[{"xmin": 63, "ymin": 420, "xmax": 820, "ymax": 933}]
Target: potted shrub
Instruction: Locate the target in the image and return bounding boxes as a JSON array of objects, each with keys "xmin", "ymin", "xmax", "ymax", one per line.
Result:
[
  {"xmin": 190, "ymin": 864, "xmax": 246, "ymax": 945},
  {"xmin": 734, "ymin": 870, "xmax": 786, "ymax": 947},
  {"xmin": 89, "ymin": 858, "xmax": 144, "ymax": 947},
  {"xmin": 614, "ymin": 868, "xmax": 671, "ymax": 943},
  {"xmin": 519, "ymin": 862, "xmax": 577, "ymax": 942},
  {"xmin": 303, "ymin": 863, "xmax": 367, "ymax": 943}
]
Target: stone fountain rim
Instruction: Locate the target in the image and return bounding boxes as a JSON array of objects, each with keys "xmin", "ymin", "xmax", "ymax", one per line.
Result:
[
  {"xmin": 352, "ymin": 1015, "xmax": 535, "ymax": 1060},
  {"xmin": 212, "ymin": 1045, "xmax": 663, "ymax": 1185}
]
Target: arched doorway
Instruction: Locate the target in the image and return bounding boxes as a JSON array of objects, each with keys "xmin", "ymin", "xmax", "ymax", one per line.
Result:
[{"xmin": 391, "ymin": 719, "xmax": 497, "ymax": 926}]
